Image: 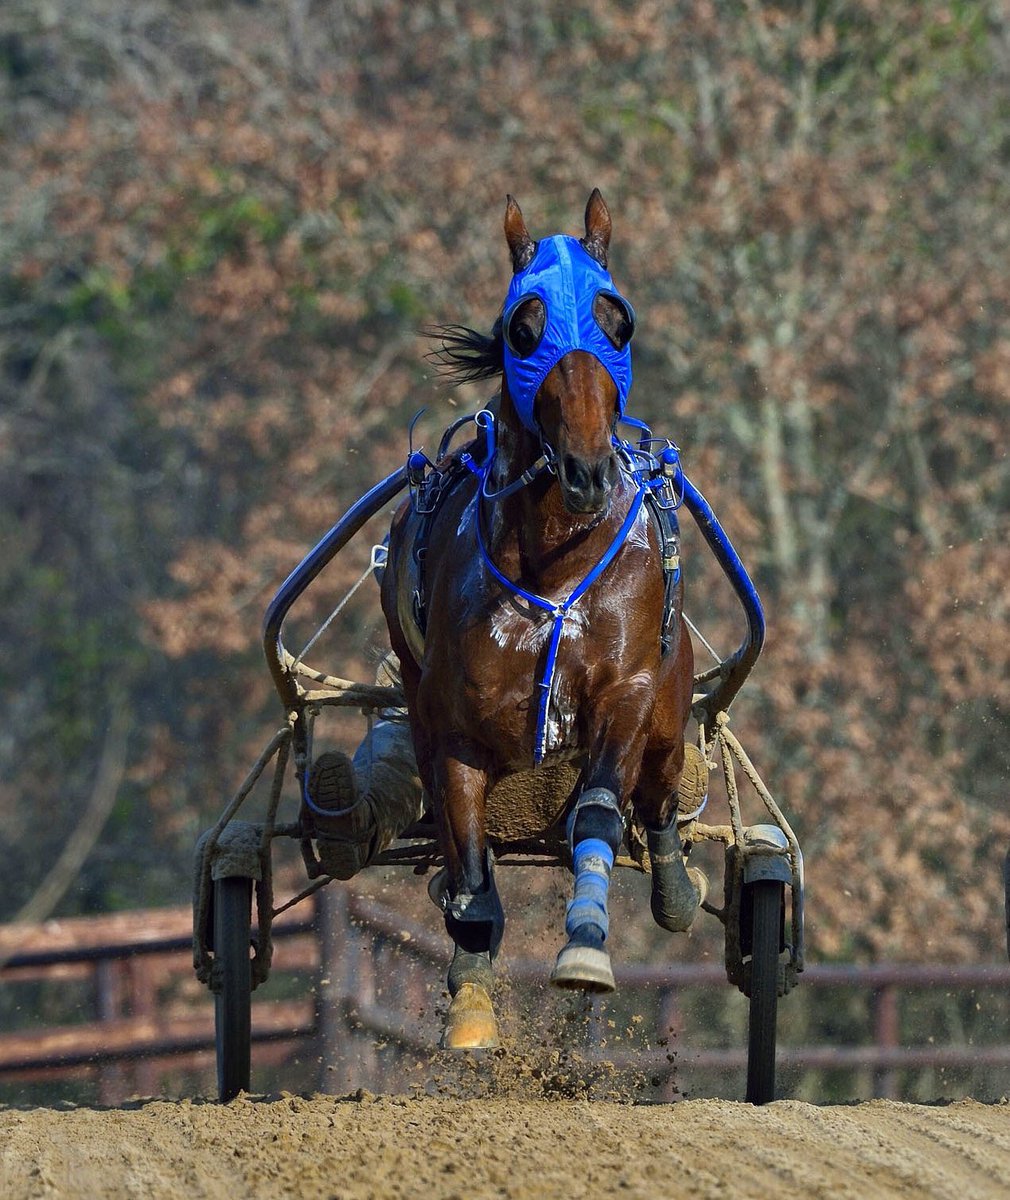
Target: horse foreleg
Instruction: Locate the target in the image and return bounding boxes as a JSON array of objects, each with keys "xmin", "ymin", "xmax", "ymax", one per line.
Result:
[
  {"xmin": 431, "ymin": 749, "xmax": 503, "ymax": 1049},
  {"xmin": 550, "ymin": 787, "xmax": 624, "ymax": 992},
  {"xmin": 550, "ymin": 679, "xmax": 656, "ymax": 992}
]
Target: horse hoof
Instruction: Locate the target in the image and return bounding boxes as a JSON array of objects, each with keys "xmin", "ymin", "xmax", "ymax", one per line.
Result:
[
  {"xmin": 441, "ymin": 982, "xmax": 500, "ymax": 1051},
  {"xmin": 650, "ymin": 864, "xmax": 708, "ymax": 932},
  {"xmin": 550, "ymin": 943, "xmax": 616, "ymax": 993},
  {"xmin": 688, "ymin": 865, "xmax": 709, "ymax": 908}
]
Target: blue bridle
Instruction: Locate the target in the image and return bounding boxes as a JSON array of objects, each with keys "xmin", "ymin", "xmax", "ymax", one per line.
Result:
[{"xmin": 502, "ymin": 235, "xmax": 634, "ymax": 433}]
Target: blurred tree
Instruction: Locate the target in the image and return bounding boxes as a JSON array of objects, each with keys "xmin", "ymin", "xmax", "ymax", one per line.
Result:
[{"xmin": 0, "ymin": 0, "xmax": 1007, "ymax": 966}]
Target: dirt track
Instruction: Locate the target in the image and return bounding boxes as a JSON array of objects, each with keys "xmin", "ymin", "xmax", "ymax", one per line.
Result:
[{"xmin": 2, "ymin": 1094, "xmax": 1009, "ymax": 1199}]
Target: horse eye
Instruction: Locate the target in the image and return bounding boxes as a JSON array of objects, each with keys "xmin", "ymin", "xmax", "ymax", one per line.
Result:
[
  {"xmin": 593, "ymin": 293, "xmax": 635, "ymax": 350},
  {"xmin": 505, "ymin": 297, "xmax": 546, "ymax": 359}
]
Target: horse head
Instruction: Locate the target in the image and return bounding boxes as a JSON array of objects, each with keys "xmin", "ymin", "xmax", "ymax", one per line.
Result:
[{"xmin": 501, "ymin": 191, "xmax": 636, "ymax": 516}]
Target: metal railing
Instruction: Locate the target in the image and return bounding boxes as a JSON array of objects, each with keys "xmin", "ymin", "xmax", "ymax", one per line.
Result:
[{"xmin": 2, "ymin": 896, "xmax": 1009, "ymax": 1103}]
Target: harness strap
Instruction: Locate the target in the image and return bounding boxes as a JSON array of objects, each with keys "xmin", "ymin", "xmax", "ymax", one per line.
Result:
[
  {"xmin": 460, "ymin": 409, "xmax": 556, "ymax": 502},
  {"xmin": 481, "ymin": 453, "xmax": 554, "ymax": 502},
  {"xmin": 410, "ymin": 453, "xmax": 474, "ymax": 635},
  {"xmin": 403, "ymin": 410, "xmax": 683, "ymax": 763},
  {"xmin": 644, "ymin": 491, "xmax": 682, "ymax": 655},
  {"xmin": 475, "ymin": 475, "xmax": 647, "ymax": 764}
]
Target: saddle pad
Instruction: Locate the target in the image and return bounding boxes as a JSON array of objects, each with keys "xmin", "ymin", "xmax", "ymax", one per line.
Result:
[{"xmin": 486, "ymin": 744, "xmax": 707, "ymax": 849}]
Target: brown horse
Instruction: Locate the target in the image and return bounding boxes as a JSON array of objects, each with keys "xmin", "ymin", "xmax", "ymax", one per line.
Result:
[{"xmin": 381, "ymin": 192, "xmax": 703, "ymax": 1049}]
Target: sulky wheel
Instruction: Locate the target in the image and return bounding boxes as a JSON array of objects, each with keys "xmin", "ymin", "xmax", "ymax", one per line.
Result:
[
  {"xmin": 213, "ymin": 875, "xmax": 253, "ymax": 1102},
  {"xmin": 745, "ymin": 878, "xmax": 784, "ymax": 1105}
]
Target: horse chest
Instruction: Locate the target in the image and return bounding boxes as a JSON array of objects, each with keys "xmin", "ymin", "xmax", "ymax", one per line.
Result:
[
  {"xmin": 487, "ymin": 602, "xmax": 586, "ymax": 655},
  {"xmin": 456, "ymin": 602, "xmax": 598, "ymax": 756},
  {"xmin": 420, "ymin": 479, "xmax": 662, "ymax": 764}
]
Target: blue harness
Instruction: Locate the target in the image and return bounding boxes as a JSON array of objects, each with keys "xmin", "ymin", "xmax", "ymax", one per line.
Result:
[
  {"xmin": 474, "ymin": 465, "xmax": 648, "ymax": 763},
  {"xmin": 503, "ymin": 236, "xmax": 634, "ymax": 433}
]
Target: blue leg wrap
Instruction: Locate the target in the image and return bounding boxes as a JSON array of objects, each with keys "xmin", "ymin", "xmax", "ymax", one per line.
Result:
[{"xmin": 565, "ymin": 837, "xmax": 615, "ymax": 942}]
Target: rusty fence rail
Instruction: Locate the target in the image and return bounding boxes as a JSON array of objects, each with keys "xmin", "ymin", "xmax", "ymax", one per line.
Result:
[{"xmin": 2, "ymin": 894, "xmax": 1009, "ymax": 1102}]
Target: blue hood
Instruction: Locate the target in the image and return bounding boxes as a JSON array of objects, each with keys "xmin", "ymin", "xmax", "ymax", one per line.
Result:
[{"xmin": 502, "ymin": 235, "xmax": 634, "ymax": 434}]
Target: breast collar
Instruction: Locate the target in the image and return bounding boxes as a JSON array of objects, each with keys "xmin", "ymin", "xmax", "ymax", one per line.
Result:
[{"xmin": 502, "ymin": 236, "xmax": 634, "ymax": 434}]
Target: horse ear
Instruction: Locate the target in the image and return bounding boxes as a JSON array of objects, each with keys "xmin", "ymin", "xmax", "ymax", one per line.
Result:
[
  {"xmin": 582, "ymin": 188, "xmax": 611, "ymax": 268},
  {"xmin": 504, "ymin": 195, "xmax": 536, "ymax": 272}
]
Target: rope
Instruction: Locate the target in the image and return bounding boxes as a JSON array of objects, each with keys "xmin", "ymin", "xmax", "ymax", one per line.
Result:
[
  {"xmin": 718, "ymin": 716, "xmax": 805, "ymax": 974},
  {"xmin": 293, "ymin": 554, "xmax": 379, "ymax": 669},
  {"xmin": 271, "ymin": 875, "xmax": 332, "ymax": 918},
  {"xmin": 684, "ymin": 613, "xmax": 722, "ymax": 665},
  {"xmin": 192, "ymin": 727, "xmax": 291, "ymax": 984}
]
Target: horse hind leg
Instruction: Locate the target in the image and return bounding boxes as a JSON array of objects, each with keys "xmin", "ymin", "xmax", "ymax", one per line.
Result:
[
  {"xmin": 431, "ymin": 853, "xmax": 505, "ymax": 1050},
  {"xmin": 631, "ymin": 615, "xmax": 708, "ymax": 931},
  {"xmin": 640, "ymin": 743, "xmax": 712, "ymax": 932},
  {"xmin": 550, "ymin": 788, "xmax": 624, "ymax": 993},
  {"xmin": 646, "ymin": 816, "xmax": 708, "ymax": 932}
]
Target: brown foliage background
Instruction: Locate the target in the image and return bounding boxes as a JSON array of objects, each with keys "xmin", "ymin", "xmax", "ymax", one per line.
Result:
[{"xmin": 1, "ymin": 0, "xmax": 1008, "ymax": 963}]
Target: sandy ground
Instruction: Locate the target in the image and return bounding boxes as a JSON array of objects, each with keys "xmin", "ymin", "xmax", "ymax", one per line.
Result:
[{"xmin": 1, "ymin": 1093, "xmax": 1009, "ymax": 1200}]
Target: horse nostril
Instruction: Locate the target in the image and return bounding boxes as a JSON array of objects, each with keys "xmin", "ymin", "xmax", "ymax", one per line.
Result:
[
  {"xmin": 593, "ymin": 454, "xmax": 617, "ymax": 493},
  {"xmin": 560, "ymin": 452, "xmax": 616, "ymax": 510},
  {"xmin": 563, "ymin": 454, "xmax": 591, "ymax": 492}
]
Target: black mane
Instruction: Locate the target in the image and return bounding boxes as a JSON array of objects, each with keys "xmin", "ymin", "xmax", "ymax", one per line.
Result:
[{"xmin": 425, "ymin": 318, "xmax": 503, "ymax": 384}]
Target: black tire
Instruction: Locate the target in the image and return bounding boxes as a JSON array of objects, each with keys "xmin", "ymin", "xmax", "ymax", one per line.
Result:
[
  {"xmin": 745, "ymin": 879, "xmax": 783, "ymax": 1105},
  {"xmin": 213, "ymin": 875, "xmax": 253, "ymax": 1102}
]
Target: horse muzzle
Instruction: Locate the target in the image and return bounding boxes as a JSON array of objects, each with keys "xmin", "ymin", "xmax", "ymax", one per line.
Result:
[{"xmin": 557, "ymin": 450, "xmax": 618, "ymax": 514}]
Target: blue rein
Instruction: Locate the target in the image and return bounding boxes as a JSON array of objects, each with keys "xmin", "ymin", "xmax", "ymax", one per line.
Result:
[
  {"xmin": 466, "ymin": 420, "xmax": 647, "ymax": 765},
  {"xmin": 459, "ymin": 408, "xmax": 556, "ymax": 503}
]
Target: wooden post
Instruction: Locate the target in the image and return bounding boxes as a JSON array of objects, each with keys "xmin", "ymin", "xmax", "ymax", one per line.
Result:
[
  {"xmin": 317, "ymin": 887, "xmax": 380, "ymax": 1093},
  {"xmin": 125, "ymin": 956, "xmax": 159, "ymax": 1098},
  {"xmin": 355, "ymin": 931, "xmax": 380, "ymax": 1090},
  {"xmin": 872, "ymin": 983, "xmax": 900, "ymax": 1099},
  {"xmin": 95, "ymin": 959, "xmax": 125, "ymax": 1105}
]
